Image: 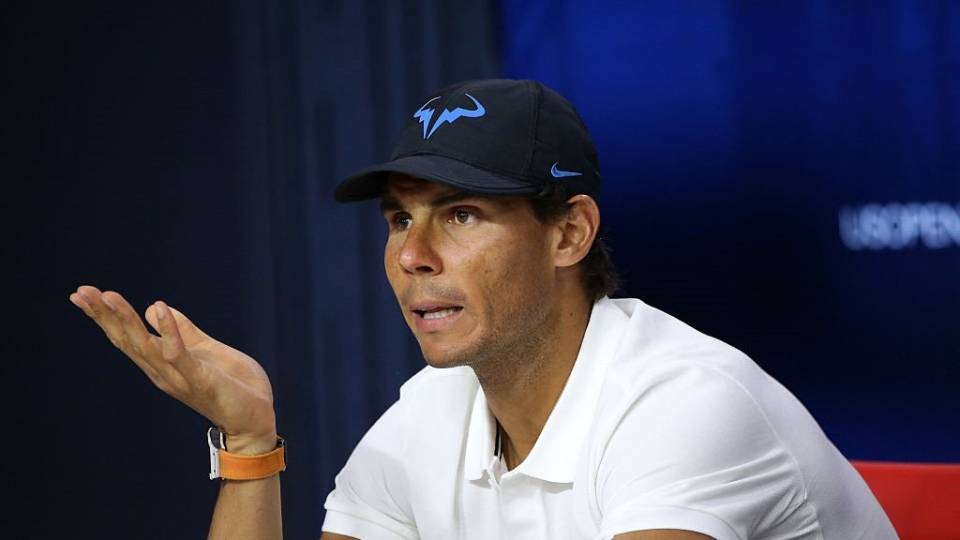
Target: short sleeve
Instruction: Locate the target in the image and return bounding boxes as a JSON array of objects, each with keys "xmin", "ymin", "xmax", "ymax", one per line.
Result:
[
  {"xmin": 596, "ymin": 363, "xmax": 806, "ymax": 540},
  {"xmin": 322, "ymin": 401, "xmax": 419, "ymax": 539}
]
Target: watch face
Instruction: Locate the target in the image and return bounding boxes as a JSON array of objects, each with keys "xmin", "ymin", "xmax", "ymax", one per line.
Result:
[{"xmin": 207, "ymin": 427, "xmax": 225, "ymax": 450}]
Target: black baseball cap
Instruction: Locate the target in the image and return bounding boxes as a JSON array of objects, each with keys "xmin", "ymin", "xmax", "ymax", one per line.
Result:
[{"xmin": 334, "ymin": 78, "xmax": 601, "ymax": 202}]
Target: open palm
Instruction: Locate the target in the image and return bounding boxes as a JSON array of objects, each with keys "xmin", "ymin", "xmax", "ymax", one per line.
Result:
[{"xmin": 70, "ymin": 285, "xmax": 277, "ymax": 451}]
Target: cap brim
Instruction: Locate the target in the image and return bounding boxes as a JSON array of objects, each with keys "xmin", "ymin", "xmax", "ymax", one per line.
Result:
[{"xmin": 334, "ymin": 154, "xmax": 542, "ymax": 202}]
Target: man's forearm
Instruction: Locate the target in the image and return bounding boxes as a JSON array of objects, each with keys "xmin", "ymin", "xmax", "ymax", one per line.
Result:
[{"xmin": 209, "ymin": 474, "xmax": 282, "ymax": 540}]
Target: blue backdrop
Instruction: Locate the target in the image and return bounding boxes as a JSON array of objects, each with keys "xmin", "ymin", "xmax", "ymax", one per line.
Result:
[
  {"xmin": 9, "ymin": 1, "xmax": 957, "ymax": 538},
  {"xmin": 12, "ymin": 1, "xmax": 498, "ymax": 538},
  {"xmin": 501, "ymin": 0, "xmax": 959, "ymax": 462}
]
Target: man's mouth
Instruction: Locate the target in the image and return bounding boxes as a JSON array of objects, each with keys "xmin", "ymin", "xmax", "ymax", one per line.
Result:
[{"xmin": 413, "ymin": 306, "xmax": 464, "ymax": 320}]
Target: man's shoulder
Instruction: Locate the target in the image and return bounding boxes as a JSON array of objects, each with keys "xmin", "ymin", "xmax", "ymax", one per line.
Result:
[
  {"xmin": 593, "ymin": 297, "xmax": 797, "ymax": 444},
  {"xmin": 593, "ymin": 298, "xmax": 835, "ymax": 480},
  {"xmin": 601, "ymin": 296, "xmax": 759, "ymax": 385}
]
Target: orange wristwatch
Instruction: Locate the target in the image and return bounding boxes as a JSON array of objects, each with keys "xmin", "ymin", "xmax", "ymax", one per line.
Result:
[{"xmin": 207, "ymin": 427, "xmax": 286, "ymax": 481}]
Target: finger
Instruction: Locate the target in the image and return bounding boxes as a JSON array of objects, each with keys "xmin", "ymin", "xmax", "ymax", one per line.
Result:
[
  {"xmin": 69, "ymin": 292, "xmax": 93, "ymax": 314},
  {"xmin": 101, "ymin": 290, "xmax": 172, "ymax": 379},
  {"xmin": 101, "ymin": 290, "xmax": 160, "ymax": 355},
  {"xmin": 147, "ymin": 301, "xmax": 225, "ymax": 418},
  {"xmin": 75, "ymin": 286, "xmax": 159, "ymax": 373},
  {"xmin": 152, "ymin": 300, "xmax": 208, "ymax": 384},
  {"xmin": 74, "ymin": 285, "xmax": 128, "ymax": 349},
  {"xmin": 153, "ymin": 301, "xmax": 186, "ymax": 360},
  {"xmin": 145, "ymin": 302, "xmax": 211, "ymax": 348}
]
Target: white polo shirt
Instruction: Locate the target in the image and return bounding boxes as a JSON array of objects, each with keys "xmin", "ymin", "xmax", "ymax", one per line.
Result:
[{"xmin": 322, "ymin": 298, "xmax": 896, "ymax": 539}]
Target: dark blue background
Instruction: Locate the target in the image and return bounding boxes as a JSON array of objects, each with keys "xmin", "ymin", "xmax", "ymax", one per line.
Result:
[
  {"xmin": 7, "ymin": 1, "xmax": 957, "ymax": 538},
  {"xmin": 501, "ymin": 0, "xmax": 959, "ymax": 463}
]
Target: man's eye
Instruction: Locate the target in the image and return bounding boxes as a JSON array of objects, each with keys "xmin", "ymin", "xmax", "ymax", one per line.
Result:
[
  {"xmin": 392, "ymin": 214, "xmax": 412, "ymax": 230},
  {"xmin": 452, "ymin": 209, "xmax": 475, "ymax": 225}
]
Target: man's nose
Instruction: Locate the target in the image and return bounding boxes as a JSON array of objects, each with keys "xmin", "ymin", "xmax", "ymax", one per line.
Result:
[{"xmin": 398, "ymin": 224, "xmax": 441, "ymax": 275}]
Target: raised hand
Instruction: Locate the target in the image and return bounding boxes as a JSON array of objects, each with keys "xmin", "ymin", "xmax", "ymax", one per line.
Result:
[{"xmin": 69, "ymin": 285, "xmax": 277, "ymax": 454}]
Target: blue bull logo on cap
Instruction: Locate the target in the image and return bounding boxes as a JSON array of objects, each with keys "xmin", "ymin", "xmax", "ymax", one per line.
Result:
[{"xmin": 414, "ymin": 93, "xmax": 486, "ymax": 139}]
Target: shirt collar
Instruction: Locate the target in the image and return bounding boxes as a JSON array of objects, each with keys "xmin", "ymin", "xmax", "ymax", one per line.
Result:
[
  {"xmin": 464, "ymin": 378, "xmax": 497, "ymax": 480},
  {"xmin": 462, "ymin": 297, "xmax": 629, "ymax": 483}
]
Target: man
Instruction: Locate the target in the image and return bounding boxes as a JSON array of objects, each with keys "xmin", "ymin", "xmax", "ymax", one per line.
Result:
[{"xmin": 69, "ymin": 79, "xmax": 896, "ymax": 539}]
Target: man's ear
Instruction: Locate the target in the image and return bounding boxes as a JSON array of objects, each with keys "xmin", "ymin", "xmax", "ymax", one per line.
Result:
[{"xmin": 553, "ymin": 195, "xmax": 600, "ymax": 268}]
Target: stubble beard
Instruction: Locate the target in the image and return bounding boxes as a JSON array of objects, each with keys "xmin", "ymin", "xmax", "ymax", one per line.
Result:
[{"xmin": 421, "ymin": 279, "xmax": 557, "ymax": 391}]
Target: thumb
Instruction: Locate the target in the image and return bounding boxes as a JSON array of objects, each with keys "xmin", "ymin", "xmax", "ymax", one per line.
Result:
[{"xmin": 145, "ymin": 302, "xmax": 211, "ymax": 345}]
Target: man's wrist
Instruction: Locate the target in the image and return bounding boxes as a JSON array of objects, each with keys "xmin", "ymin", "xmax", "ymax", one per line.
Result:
[
  {"xmin": 208, "ymin": 427, "xmax": 286, "ymax": 481},
  {"xmin": 223, "ymin": 431, "xmax": 279, "ymax": 456}
]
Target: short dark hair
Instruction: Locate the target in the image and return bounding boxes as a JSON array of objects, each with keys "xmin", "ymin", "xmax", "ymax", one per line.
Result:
[{"xmin": 528, "ymin": 188, "xmax": 621, "ymax": 303}]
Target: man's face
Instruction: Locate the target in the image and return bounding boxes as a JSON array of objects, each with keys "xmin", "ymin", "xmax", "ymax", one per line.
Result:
[{"xmin": 381, "ymin": 175, "xmax": 559, "ymax": 369}]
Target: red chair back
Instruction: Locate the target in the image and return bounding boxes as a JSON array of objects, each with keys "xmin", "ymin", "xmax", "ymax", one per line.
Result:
[{"xmin": 852, "ymin": 460, "xmax": 960, "ymax": 540}]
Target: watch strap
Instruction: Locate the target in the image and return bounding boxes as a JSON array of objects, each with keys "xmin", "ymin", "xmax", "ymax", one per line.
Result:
[
  {"xmin": 219, "ymin": 445, "xmax": 286, "ymax": 480},
  {"xmin": 208, "ymin": 427, "xmax": 286, "ymax": 481}
]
